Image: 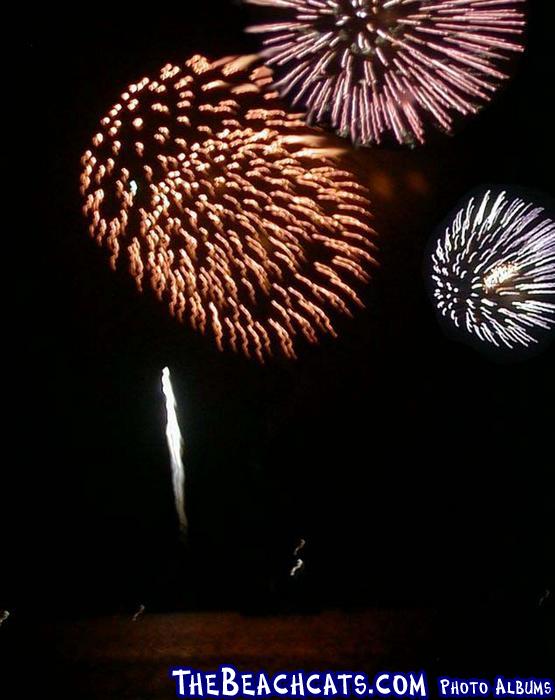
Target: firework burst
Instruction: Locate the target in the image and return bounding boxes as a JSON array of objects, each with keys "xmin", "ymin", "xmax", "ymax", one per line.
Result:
[
  {"xmin": 80, "ymin": 55, "xmax": 377, "ymax": 361},
  {"xmin": 245, "ymin": 0, "xmax": 526, "ymax": 146},
  {"xmin": 429, "ymin": 189, "xmax": 555, "ymax": 351}
]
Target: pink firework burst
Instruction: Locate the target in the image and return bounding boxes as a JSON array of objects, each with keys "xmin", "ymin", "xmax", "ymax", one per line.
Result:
[{"xmin": 245, "ymin": 0, "xmax": 526, "ymax": 146}]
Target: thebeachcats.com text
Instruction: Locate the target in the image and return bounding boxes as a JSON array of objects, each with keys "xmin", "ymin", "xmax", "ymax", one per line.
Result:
[{"xmin": 169, "ymin": 666, "xmax": 553, "ymax": 698}]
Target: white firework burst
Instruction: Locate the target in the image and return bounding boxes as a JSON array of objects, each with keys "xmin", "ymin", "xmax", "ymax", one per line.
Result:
[{"xmin": 430, "ymin": 189, "xmax": 555, "ymax": 351}]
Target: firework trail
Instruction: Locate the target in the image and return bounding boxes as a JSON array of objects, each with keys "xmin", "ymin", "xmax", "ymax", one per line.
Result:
[
  {"xmin": 245, "ymin": 0, "xmax": 526, "ymax": 146},
  {"xmin": 290, "ymin": 538, "xmax": 306, "ymax": 577},
  {"xmin": 132, "ymin": 604, "xmax": 146, "ymax": 622},
  {"xmin": 429, "ymin": 189, "xmax": 555, "ymax": 351},
  {"xmin": 81, "ymin": 54, "xmax": 377, "ymax": 361},
  {"xmin": 0, "ymin": 610, "xmax": 9, "ymax": 627},
  {"xmin": 161, "ymin": 367, "xmax": 188, "ymax": 534}
]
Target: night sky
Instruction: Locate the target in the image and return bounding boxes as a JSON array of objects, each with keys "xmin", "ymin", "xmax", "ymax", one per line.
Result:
[{"xmin": 9, "ymin": 2, "xmax": 554, "ymax": 622}]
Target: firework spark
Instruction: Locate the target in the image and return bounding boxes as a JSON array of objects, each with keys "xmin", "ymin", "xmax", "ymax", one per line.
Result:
[
  {"xmin": 132, "ymin": 604, "xmax": 146, "ymax": 622},
  {"xmin": 429, "ymin": 189, "xmax": 555, "ymax": 351},
  {"xmin": 290, "ymin": 558, "xmax": 305, "ymax": 577},
  {"xmin": 290, "ymin": 537, "xmax": 306, "ymax": 577},
  {"xmin": 81, "ymin": 55, "xmax": 377, "ymax": 361},
  {"xmin": 161, "ymin": 367, "xmax": 187, "ymax": 534},
  {"xmin": 245, "ymin": 0, "xmax": 526, "ymax": 146}
]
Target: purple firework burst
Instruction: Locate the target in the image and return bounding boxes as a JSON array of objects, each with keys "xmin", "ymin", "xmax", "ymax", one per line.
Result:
[{"xmin": 245, "ymin": 0, "xmax": 526, "ymax": 146}]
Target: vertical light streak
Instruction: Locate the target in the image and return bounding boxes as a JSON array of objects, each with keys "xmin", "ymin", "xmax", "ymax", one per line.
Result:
[{"xmin": 161, "ymin": 367, "xmax": 188, "ymax": 534}]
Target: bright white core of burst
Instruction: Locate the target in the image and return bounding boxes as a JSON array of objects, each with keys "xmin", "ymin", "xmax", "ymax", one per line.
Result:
[{"xmin": 483, "ymin": 262, "xmax": 519, "ymax": 291}]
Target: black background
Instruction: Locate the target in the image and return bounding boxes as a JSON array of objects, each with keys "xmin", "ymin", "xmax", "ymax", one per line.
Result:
[{"xmin": 7, "ymin": 1, "xmax": 554, "ymax": 629}]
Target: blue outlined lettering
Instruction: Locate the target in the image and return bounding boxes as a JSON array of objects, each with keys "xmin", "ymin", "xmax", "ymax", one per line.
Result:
[
  {"xmin": 438, "ymin": 677, "xmax": 489, "ymax": 696},
  {"xmin": 169, "ymin": 667, "xmax": 429, "ymax": 698},
  {"xmin": 494, "ymin": 677, "xmax": 553, "ymax": 697},
  {"xmin": 374, "ymin": 673, "xmax": 428, "ymax": 698}
]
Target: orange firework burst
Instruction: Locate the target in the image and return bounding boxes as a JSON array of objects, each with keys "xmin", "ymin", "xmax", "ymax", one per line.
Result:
[{"xmin": 80, "ymin": 54, "xmax": 378, "ymax": 361}]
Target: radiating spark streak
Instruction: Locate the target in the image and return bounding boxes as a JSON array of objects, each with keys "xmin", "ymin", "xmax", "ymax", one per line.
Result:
[
  {"xmin": 161, "ymin": 367, "xmax": 188, "ymax": 534},
  {"xmin": 0, "ymin": 610, "xmax": 9, "ymax": 627},
  {"xmin": 245, "ymin": 0, "xmax": 526, "ymax": 146},
  {"xmin": 81, "ymin": 54, "xmax": 377, "ymax": 360},
  {"xmin": 429, "ymin": 189, "xmax": 555, "ymax": 351}
]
